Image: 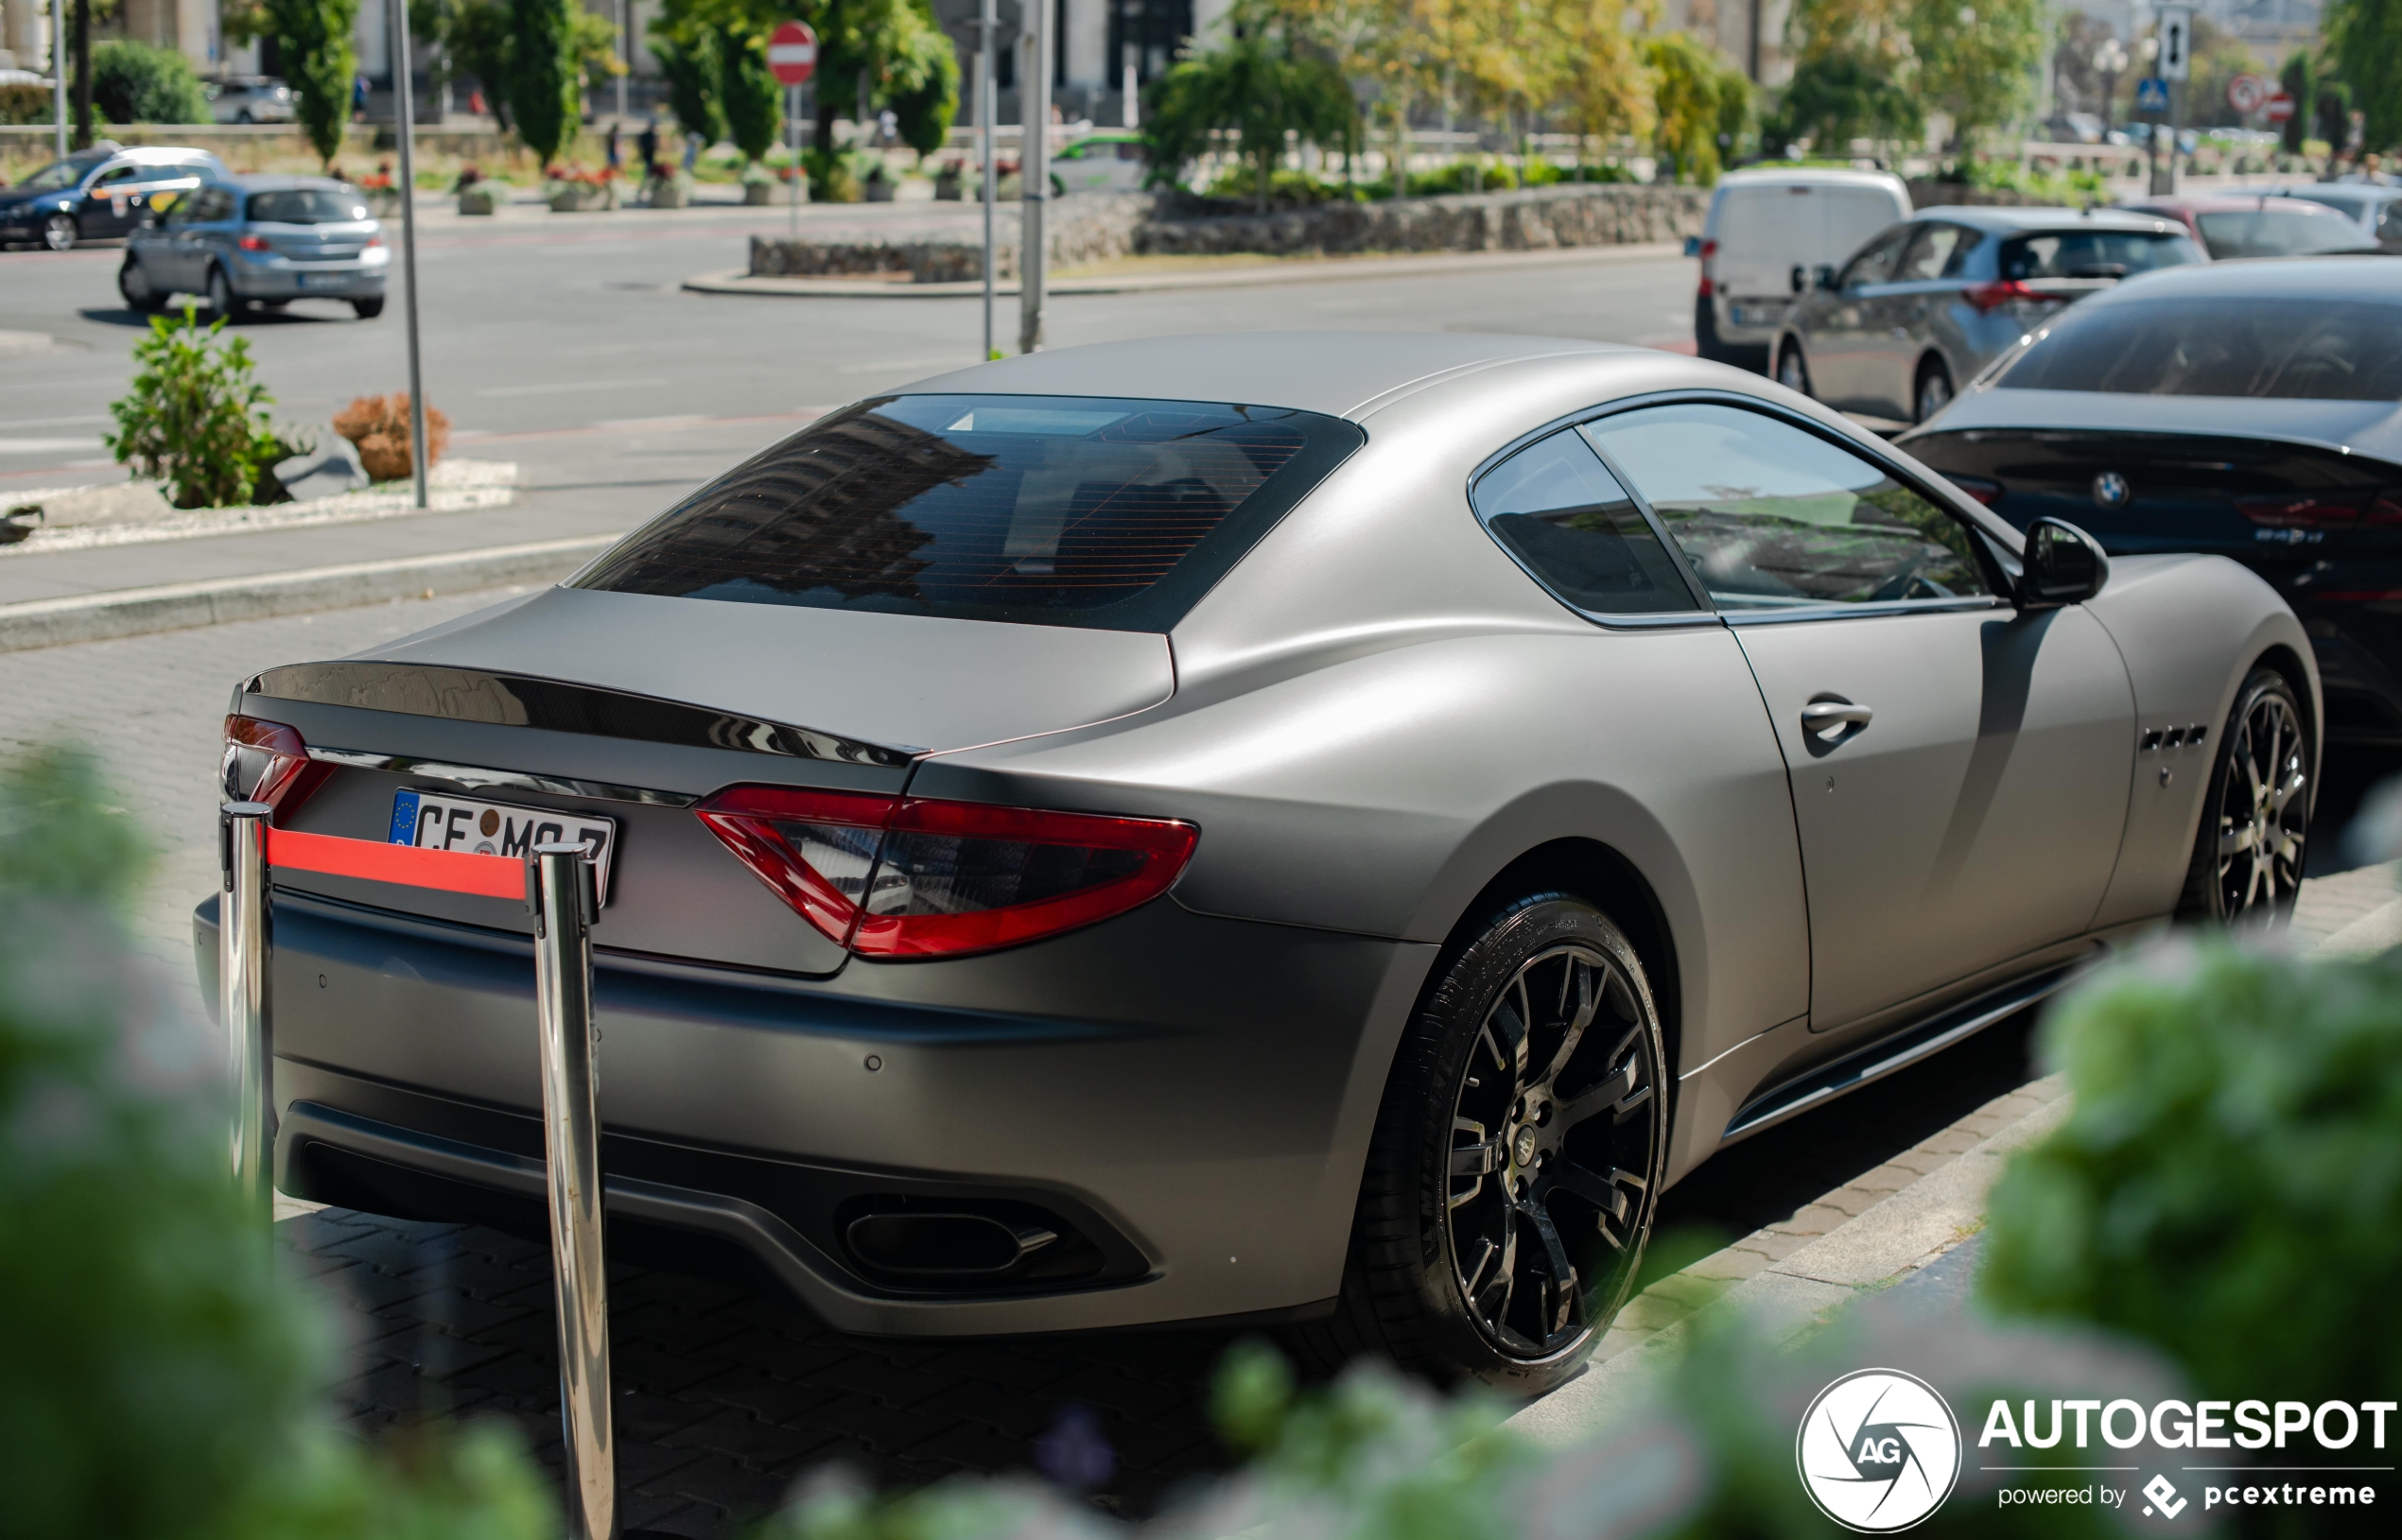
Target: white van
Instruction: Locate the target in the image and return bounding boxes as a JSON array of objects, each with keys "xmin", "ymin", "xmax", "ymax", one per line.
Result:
[{"xmin": 1690, "ymin": 168, "xmax": 1911, "ymax": 371}]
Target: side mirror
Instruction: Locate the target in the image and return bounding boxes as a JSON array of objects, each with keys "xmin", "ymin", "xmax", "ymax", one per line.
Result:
[
  {"xmin": 1682, "ymin": 234, "xmax": 1703, "ymax": 258},
  {"xmin": 1790, "ymin": 264, "xmax": 1807, "ymax": 295},
  {"xmin": 1813, "ymin": 263, "xmax": 1838, "ymax": 291},
  {"xmin": 2016, "ymin": 516, "xmax": 2109, "ymax": 609}
]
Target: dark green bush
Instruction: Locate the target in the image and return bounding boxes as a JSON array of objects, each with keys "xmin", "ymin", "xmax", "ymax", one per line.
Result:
[
  {"xmin": 0, "ymin": 744, "xmax": 556, "ymax": 1540},
  {"xmin": 1983, "ymin": 941, "xmax": 2402, "ymax": 1407},
  {"xmin": 91, "ymin": 40, "xmax": 211, "ymax": 125},
  {"xmin": 0, "ymin": 79, "xmax": 54, "ymax": 127},
  {"xmin": 105, "ymin": 303, "xmax": 286, "ymax": 509}
]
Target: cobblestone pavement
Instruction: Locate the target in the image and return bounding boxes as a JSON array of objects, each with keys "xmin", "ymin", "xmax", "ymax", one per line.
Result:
[{"xmin": 2, "ymin": 587, "xmax": 2394, "ymax": 1533}]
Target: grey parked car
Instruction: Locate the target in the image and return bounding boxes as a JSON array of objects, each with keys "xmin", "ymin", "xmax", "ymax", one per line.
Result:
[
  {"xmin": 121, "ymin": 175, "xmax": 387, "ymax": 320},
  {"xmin": 1772, "ymin": 207, "xmax": 2201, "ymax": 425},
  {"xmin": 2277, "ymin": 183, "xmax": 2402, "ymax": 253},
  {"xmin": 205, "ymin": 75, "xmax": 297, "ymax": 125},
  {"xmin": 198, "ymin": 333, "xmax": 2313, "ymax": 1392}
]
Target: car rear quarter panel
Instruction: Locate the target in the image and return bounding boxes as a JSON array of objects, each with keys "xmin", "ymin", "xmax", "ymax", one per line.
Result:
[
  {"xmin": 2082, "ymin": 553, "xmax": 2322, "ymax": 927},
  {"xmin": 914, "ymin": 353, "xmax": 1814, "ymax": 1120}
]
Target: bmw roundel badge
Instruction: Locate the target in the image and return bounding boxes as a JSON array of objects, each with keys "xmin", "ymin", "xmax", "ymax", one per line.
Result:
[{"xmin": 2092, "ymin": 472, "xmax": 2131, "ymax": 509}]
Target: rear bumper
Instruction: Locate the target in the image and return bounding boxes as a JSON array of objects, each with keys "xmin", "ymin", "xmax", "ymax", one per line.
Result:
[
  {"xmin": 196, "ymin": 888, "xmax": 1434, "ymax": 1335},
  {"xmin": 228, "ymin": 258, "xmax": 387, "ymax": 299}
]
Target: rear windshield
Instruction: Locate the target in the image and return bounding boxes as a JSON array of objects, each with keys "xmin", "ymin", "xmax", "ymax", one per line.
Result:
[
  {"xmin": 575, "ymin": 394, "xmax": 1363, "ymax": 631},
  {"xmin": 246, "ymin": 189, "xmax": 369, "ymax": 223},
  {"xmin": 1999, "ymin": 230, "xmax": 2199, "ymax": 280},
  {"xmin": 2195, "ymin": 209, "xmax": 2374, "ymax": 258},
  {"xmin": 1998, "ymin": 297, "xmax": 2402, "ymax": 401}
]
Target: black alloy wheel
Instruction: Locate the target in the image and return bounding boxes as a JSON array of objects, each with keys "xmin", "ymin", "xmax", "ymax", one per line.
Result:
[
  {"xmin": 1777, "ymin": 343, "xmax": 1813, "ymax": 398},
  {"xmin": 118, "ymin": 258, "xmax": 164, "ymax": 313},
  {"xmin": 43, "ymin": 212, "xmax": 77, "ymax": 251},
  {"xmin": 1301, "ymin": 893, "xmax": 1667, "ymax": 1393},
  {"xmin": 2182, "ymin": 668, "xmax": 2311, "ymax": 926},
  {"xmin": 1915, "ymin": 359, "xmax": 1955, "ymax": 424}
]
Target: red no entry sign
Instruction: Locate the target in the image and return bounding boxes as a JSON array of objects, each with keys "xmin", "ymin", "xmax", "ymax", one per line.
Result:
[
  {"xmin": 769, "ymin": 21, "xmax": 817, "ymax": 86},
  {"xmin": 2265, "ymin": 92, "xmax": 2296, "ymax": 124}
]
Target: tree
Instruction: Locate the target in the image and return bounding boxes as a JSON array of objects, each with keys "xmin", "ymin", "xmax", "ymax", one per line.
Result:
[
  {"xmin": 508, "ymin": 0, "xmax": 581, "ymax": 165},
  {"xmin": 1141, "ymin": 13, "xmax": 1356, "ymax": 208},
  {"xmin": 2326, "ymin": 0, "xmax": 2402, "ymax": 152},
  {"xmin": 715, "ymin": 25, "xmax": 782, "ymax": 167},
  {"xmin": 1908, "ymin": 0, "xmax": 2046, "ymax": 144},
  {"xmin": 90, "ymin": 39, "xmax": 210, "ymax": 124},
  {"xmin": 1549, "ymin": 0, "xmax": 1657, "ymax": 170},
  {"xmin": 654, "ymin": 0, "xmax": 954, "ymax": 160},
  {"xmin": 653, "ymin": 27, "xmax": 723, "ymax": 146},
  {"xmin": 411, "ymin": 0, "xmax": 515, "ymax": 133},
  {"xmin": 261, "ymin": 0, "xmax": 360, "ymax": 166},
  {"xmin": 1772, "ymin": 47, "xmax": 1922, "ymax": 153},
  {"xmin": 2278, "ymin": 49, "xmax": 2317, "ymax": 154},
  {"xmin": 1644, "ymin": 31, "xmax": 1742, "ymax": 183}
]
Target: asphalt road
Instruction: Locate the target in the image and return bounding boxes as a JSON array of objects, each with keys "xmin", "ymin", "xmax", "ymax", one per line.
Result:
[{"xmin": 0, "ymin": 207, "xmax": 1697, "ymax": 525}]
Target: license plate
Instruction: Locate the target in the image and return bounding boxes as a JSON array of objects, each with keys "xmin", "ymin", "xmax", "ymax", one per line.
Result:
[
  {"xmin": 299, "ymin": 271, "xmax": 351, "ymax": 289},
  {"xmin": 388, "ymin": 790, "xmax": 618, "ymax": 901}
]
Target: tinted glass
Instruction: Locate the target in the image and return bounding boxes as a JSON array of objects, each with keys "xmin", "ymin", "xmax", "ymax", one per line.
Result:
[
  {"xmin": 247, "ymin": 188, "xmax": 369, "ymax": 223},
  {"xmin": 1473, "ymin": 431, "xmax": 1697, "ymax": 615},
  {"xmin": 2194, "ymin": 208, "xmax": 2376, "ymax": 258},
  {"xmin": 21, "ymin": 156, "xmax": 102, "ymax": 190},
  {"xmin": 1840, "ymin": 225, "xmax": 1910, "ymax": 286},
  {"xmin": 2000, "ymin": 297, "xmax": 2402, "ymax": 401},
  {"xmin": 1898, "ymin": 224, "xmax": 1979, "ymax": 280},
  {"xmin": 1586, "ymin": 405, "xmax": 1993, "ymax": 610},
  {"xmin": 576, "ymin": 394, "xmax": 1362, "ymax": 631},
  {"xmin": 1999, "ymin": 230, "xmax": 2199, "ymax": 279}
]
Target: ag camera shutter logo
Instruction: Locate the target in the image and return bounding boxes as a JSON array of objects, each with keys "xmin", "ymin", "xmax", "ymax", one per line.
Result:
[{"xmin": 1797, "ymin": 1369, "xmax": 1963, "ymax": 1531}]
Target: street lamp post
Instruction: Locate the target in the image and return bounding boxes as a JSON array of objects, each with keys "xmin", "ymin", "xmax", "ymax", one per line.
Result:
[
  {"xmin": 50, "ymin": 0, "xmax": 66, "ymax": 159},
  {"xmin": 979, "ymin": 0, "xmax": 996, "ymax": 360},
  {"xmin": 1018, "ymin": 0, "xmax": 1050, "ymax": 355},
  {"xmin": 391, "ymin": 0, "xmax": 429, "ymax": 510}
]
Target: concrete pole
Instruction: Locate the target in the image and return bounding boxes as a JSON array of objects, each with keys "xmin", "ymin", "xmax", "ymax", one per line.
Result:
[
  {"xmin": 51, "ymin": 0, "xmax": 66, "ymax": 160},
  {"xmin": 979, "ymin": 0, "xmax": 996, "ymax": 360},
  {"xmin": 392, "ymin": 0, "xmax": 428, "ymax": 509},
  {"xmin": 1018, "ymin": 0, "xmax": 1050, "ymax": 354},
  {"xmin": 616, "ymin": 0, "xmax": 628, "ymax": 121}
]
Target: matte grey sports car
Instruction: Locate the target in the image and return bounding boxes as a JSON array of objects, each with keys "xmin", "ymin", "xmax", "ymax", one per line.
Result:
[{"xmin": 199, "ymin": 333, "xmax": 2317, "ymax": 1393}]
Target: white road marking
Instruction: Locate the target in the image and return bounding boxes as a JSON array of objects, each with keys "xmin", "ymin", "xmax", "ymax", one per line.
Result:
[
  {"xmin": 0, "ymin": 414, "xmax": 111, "ymax": 430},
  {"xmin": 475, "ymin": 377, "xmax": 670, "ymax": 397},
  {"xmin": 0, "ymin": 437, "xmax": 106, "ymax": 454}
]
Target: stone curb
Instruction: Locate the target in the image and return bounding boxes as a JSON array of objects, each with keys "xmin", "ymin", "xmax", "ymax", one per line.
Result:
[
  {"xmin": 0, "ymin": 533, "xmax": 620, "ymax": 654},
  {"xmin": 684, "ymin": 241, "xmax": 1686, "ymax": 299},
  {"xmin": 1506, "ymin": 1073, "xmax": 2073, "ymax": 1447}
]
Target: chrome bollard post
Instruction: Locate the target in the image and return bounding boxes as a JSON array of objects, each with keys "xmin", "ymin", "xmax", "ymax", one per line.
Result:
[
  {"xmin": 531, "ymin": 841, "xmax": 617, "ymax": 1540},
  {"xmin": 221, "ymin": 801, "xmax": 274, "ymax": 1217}
]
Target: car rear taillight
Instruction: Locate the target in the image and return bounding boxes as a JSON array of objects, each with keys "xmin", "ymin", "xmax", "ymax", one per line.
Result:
[
  {"xmin": 2237, "ymin": 493, "xmax": 2370, "ymax": 528},
  {"xmin": 236, "ymin": 234, "xmax": 270, "ymax": 251},
  {"xmin": 696, "ymin": 787, "xmax": 1198, "ymax": 960},
  {"xmin": 1946, "ymin": 476, "xmax": 2004, "ymax": 505},
  {"xmin": 221, "ymin": 715, "xmax": 330, "ymax": 820},
  {"xmin": 1965, "ymin": 281, "xmax": 2066, "ymax": 314},
  {"xmin": 1696, "ymin": 238, "xmax": 1717, "ymax": 299}
]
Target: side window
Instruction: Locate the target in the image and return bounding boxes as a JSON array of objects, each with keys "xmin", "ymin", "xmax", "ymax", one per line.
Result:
[
  {"xmin": 1581, "ymin": 404, "xmax": 1995, "ymax": 611},
  {"xmin": 1837, "ymin": 225, "xmax": 1911, "ymax": 288},
  {"xmin": 1471, "ymin": 429, "xmax": 1699, "ymax": 616},
  {"xmin": 1897, "ymin": 223, "xmax": 1982, "ymax": 281},
  {"xmin": 93, "ymin": 164, "xmax": 140, "ymax": 189}
]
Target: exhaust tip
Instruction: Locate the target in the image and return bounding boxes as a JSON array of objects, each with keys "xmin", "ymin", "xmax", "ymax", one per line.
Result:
[{"xmin": 844, "ymin": 1210, "xmax": 1058, "ymax": 1279}]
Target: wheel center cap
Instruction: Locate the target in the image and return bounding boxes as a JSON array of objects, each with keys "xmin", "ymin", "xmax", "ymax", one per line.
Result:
[{"xmin": 1512, "ymin": 1125, "xmax": 1540, "ymax": 1167}]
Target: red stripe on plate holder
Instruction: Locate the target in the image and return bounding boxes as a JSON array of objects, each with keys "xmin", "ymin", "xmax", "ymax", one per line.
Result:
[{"xmin": 264, "ymin": 825, "xmax": 527, "ymax": 900}]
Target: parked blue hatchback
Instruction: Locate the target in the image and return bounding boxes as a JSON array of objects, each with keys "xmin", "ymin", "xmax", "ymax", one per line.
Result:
[
  {"xmin": 120, "ymin": 174, "xmax": 389, "ymax": 320},
  {"xmin": 0, "ymin": 143, "xmax": 225, "ymax": 251}
]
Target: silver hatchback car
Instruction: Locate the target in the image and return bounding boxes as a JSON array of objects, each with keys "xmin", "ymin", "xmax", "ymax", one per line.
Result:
[
  {"xmin": 1772, "ymin": 206, "xmax": 2200, "ymax": 425},
  {"xmin": 121, "ymin": 174, "xmax": 389, "ymax": 320}
]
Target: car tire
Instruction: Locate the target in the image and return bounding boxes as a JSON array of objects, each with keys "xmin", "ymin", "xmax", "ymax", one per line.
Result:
[
  {"xmin": 1914, "ymin": 358, "xmax": 1956, "ymax": 424},
  {"xmin": 118, "ymin": 258, "xmax": 165, "ymax": 313},
  {"xmin": 43, "ymin": 212, "xmax": 77, "ymax": 251},
  {"xmin": 352, "ymin": 296, "xmax": 386, "ymax": 319},
  {"xmin": 1295, "ymin": 892, "xmax": 1668, "ymax": 1394},
  {"xmin": 2178, "ymin": 667, "xmax": 2311, "ymax": 927},
  {"xmin": 1776, "ymin": 341, "xmax": 1812, "ymax": 398},
  {"xmin": 206, "ymin": 265, "xmax": 248, "ymax": 320}
]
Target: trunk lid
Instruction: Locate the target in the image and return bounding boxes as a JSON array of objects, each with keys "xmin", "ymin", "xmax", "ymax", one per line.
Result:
[{"xmin": 238, "ymin": 587, "xmax": 1175, "ymax": 976}]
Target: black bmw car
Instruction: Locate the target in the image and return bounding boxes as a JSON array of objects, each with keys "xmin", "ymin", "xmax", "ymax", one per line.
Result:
[{"xmin": 1901, "ymin": 259, "xmax": 2402, "ymax": 742}]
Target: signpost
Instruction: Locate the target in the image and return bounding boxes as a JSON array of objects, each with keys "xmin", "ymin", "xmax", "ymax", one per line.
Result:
[
  {"xmin": 2226, "ymin": 73, "xmax": 2267, "ymax": 116},
  {"xmin": 391, "ymin": 1, "xmax": 429, "ymax": 510},
  {"xmin": 1020, "ymin": 0, "xmax": 1052, "ymax": 355},
  {"xmin": 769, "ymin": 20, "xmax": 816, "ymax": 236},
  {"xmin": 2265, "ymin": 92, "xmax": 2295, "ymax": 125},
  {"xmin": 2158, "ymin": 7, "xmax": 2193, "ymax": 81},
  {"xmin": 978, "ymin": 0, "xmax": 997, "ymax": 360},
  {"xmin": 50, "ymin": 0, "xmax": 66, "ymax": 159}
]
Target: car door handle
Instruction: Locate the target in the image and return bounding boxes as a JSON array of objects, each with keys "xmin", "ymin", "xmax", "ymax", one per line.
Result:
[{"xmin": 1802, "ymin": 701, "xmax": 1873, "ymax": 739}]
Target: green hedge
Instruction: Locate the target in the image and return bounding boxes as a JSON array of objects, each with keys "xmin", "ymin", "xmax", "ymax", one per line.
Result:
[{"xmin": 92, "ymin": 40, "xmax": 210, "ymax": 126}]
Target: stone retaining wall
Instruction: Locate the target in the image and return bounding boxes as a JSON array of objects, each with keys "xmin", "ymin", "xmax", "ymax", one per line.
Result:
[{"xmin": 748, "ymin": 182, "xmax": 1708, "ymax": 284}]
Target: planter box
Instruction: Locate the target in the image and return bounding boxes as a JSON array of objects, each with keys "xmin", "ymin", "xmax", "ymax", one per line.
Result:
[
  {"xmin": 863, "ymin": 177, "xmax": 897, "ymax": 202},
  {"xmin": 742, "ymin": 180, "xmax": 775, "ymax": 205},
  {"xmin": 645, "ymin": 177, "xmax": 688, "ymax": 209},
  {"xmin": 548, "ymin": 182, "xmax": 618, "ymax": 213},
  {"xmin": 933, "ymin": 169, "xmax": 963, "ymax": 200},
  {"xmin": 456, "ymin": 183, "xmax": 501, "ymax": 216}
]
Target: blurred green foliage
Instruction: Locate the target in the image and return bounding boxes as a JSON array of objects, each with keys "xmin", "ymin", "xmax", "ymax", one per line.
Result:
[
  {"xmin": 1983, "ymin": 941, "xmax": 2402, "ymax": 1407},
  {"xmin": 105, "ymin": 302, "xmax": 287, "ymax": 510},
  {"xmin": 90, "ymin": 40, "xmax": 211, "ymax": 126},
  {"xmin": 0, "ymin": 744, "xmax": 556, "ymax": 1540}
]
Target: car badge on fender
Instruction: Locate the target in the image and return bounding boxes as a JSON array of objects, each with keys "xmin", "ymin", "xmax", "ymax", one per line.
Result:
[{"xmin": 2092, "ymin": 472, "xmax": 2131, "ymax": 509}]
